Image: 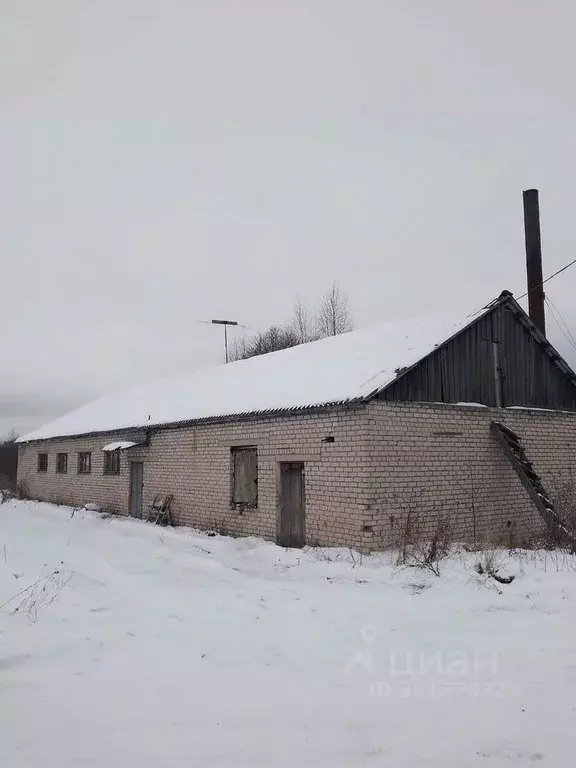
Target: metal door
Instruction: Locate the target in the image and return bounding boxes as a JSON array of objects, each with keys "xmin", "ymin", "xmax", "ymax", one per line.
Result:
[
  {"xmin": 278, "ymin": 462, "xmax": 305, "ymax": 548},
  {"xmin": 129, "ymin": 462, "xmax": 144, "ymax": 519}
]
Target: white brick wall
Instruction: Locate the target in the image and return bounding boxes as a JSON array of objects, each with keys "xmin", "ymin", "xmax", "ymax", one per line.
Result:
[
  {"xmin": 17, "ymin": 432, "xmax": 133, "ymax": 514},
  {"xmin": 18, "ymin": 408, "xmax": 370, "ymax": 546},
  {"xmin": 17, "ymin": 402, "xmax": 576, "ymax": 549},
  {"xmin": 366, "ymin": 401, "xmax": 576, "ymax": 547}
]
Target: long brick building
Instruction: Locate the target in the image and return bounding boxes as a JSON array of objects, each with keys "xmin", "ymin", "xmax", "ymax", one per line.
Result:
[{"xmin": 17, "ymin": 291, "xmax": 576, "ymax": 550}]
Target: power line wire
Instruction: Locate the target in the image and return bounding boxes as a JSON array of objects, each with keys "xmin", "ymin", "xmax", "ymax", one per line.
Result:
[
  {"xmin": 465, "ymin": 255, "xmax": 576, "ymax": 322},
  {"xmin": 546, "ymin": 296, "xmax": 576, "ymax": 346},
  {"xmin": 544, "ymin": 298, "xmax": 576, "ymax": 355},
  {"xmin": 517, "ymin": 256, "xmax": 576, "ymax": 300}
]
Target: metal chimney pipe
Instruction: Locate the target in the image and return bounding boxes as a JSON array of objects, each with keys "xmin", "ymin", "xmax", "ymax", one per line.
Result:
[{"xmin": 522, "ymin": 189, "xmax": 546, "ymax": 337}]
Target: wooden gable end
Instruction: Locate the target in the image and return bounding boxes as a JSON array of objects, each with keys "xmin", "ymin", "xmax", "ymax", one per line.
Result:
[{"xmin": 378, "ymin": 298, "xmax": 576, "ymax": 409}]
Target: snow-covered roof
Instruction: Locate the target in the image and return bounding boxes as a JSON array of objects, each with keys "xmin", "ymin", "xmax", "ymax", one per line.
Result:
[{"xmin": 18, "ymin": 302, "xmax": 493, "ymax": 443}]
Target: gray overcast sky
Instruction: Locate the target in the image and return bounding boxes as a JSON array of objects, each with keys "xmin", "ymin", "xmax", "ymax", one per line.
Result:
[{"xmin": 2, "ymin": 0, "xmax": 576, "ymax": 437}]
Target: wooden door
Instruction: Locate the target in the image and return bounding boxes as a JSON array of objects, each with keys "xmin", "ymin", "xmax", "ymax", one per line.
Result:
[
  {"xmin": 129, "ymin": 462, "xmax": 144, "ymax": 519},
  {"xmin": 278, "ymin": 462, "xmax": 305, "ymax": 548}
]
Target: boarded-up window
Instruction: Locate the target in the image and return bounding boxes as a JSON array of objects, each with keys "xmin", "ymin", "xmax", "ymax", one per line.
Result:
[
  {"xmin": 56, "ymin": 453, "xmax": 68, "ymax": 474},
  {"xmin": 231, "ymin": 446, "xmax": 258, "ymax": 509},
  {"xmin": 78, "ymin": 452, "xmax": 92, "ymax": 474},
  {"xmin": 104, "ymin": 449, "xmax": 120, "ymax": 475},
  {"xmin": 37, "ymin": 453, "xmax": 48, "ymax": 473}
]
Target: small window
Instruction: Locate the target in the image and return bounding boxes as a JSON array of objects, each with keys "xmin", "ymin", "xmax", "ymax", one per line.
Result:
[
  {"xmin": 56, "ymin": 453, "xmax": 68, "ymax": 474},
  {"xmin": 231, "ymin": 446, "xmax": 258, "ymax": 509},
  {"xmin": 104, "ymin": 449, "xmax": 120, "ymax": 475},
  {"xmin": 78, "ymin": 452, "xmax": 92, "ymax": 474},
  {"xmin": 37, "ymin": 453, "xmax": 48, "ymax": 473}
]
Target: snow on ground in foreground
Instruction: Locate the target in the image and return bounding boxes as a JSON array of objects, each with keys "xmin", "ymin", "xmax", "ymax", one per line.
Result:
[{"xmin": 1, "ymin": 501, "xmax": 575, "ymax": 767}]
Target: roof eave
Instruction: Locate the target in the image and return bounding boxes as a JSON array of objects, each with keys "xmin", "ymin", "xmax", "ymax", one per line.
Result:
[
  {"xmin": 502, "ymin": 295, "xmax": 576, "ymax": 385},
  {"xmin": 16, "ymin": 399, "xmax": 368, "ymax": 444}
]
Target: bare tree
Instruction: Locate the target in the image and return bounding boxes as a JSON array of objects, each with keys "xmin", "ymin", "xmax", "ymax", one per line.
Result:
[
  {"xmin": 1, "ymin": 428, "xmax": 19, "ymax": 446},
  {"xmin": 250, "ymin": 325, "xmax": 299, "ymax": 357},
  {"xmin": 230, "ymin": 325, "xmax": 300, "ymax": 361},
  {"xmin": 228, "ymin": 282, "xmax": 353, "ymax": 361},
  {"xmin": 291, "ymin": 296, "xmax": 314, "ymax": 344},
  {"xmin": 228, "ymin": 335, "xmax": 249, "ymax": 362},
  {"xmin": 315, "ymin": 281, "xmax": 353, "ymax": 337},
  {"xmin": 5, "ymin": 428, "xmax": 19, "ymax": 444}
]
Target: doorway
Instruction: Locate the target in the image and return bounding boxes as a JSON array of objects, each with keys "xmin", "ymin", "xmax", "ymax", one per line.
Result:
[
  {"xmin": 129, "ymin": 462, "xmax": 144, "ymax": 519},
  {"xmin": 278, "ymin": 462, "xmax": 305, "ymax": 548}
]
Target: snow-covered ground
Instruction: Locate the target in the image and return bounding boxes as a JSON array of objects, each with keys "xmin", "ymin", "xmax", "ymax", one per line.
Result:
[{"xmin": 1, "ymin": 500, "xmax": 575, "ymax": 767}]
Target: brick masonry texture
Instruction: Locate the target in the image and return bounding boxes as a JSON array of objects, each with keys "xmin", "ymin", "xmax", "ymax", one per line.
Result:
[
  {"xmin": 17, "ymin": 402, "xmax": 576, "ymax": 550},
  {"xmin": 17, "ymin": 408, "xmax": 370, "ymax": 546},
  {"xmin": 365, "ymin": 402, "xmax": 576, "ymax": 548}
]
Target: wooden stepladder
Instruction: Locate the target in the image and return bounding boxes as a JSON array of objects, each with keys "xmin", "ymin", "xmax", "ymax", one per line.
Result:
[{"xmin": 490, "ymin": 421, "xmax": 576, "ymax": 550}]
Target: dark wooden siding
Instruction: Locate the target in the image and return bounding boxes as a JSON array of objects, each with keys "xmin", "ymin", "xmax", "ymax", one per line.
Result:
[{"xmin": 380, "ymin": 301, "xmax": 576, "ymax": 409}]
